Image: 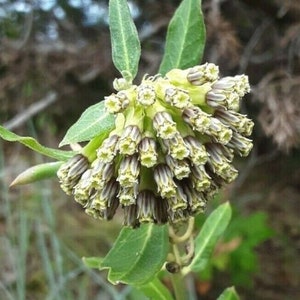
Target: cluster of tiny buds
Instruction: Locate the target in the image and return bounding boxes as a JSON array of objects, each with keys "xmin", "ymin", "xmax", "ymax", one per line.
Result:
[{"xmin": 57, "ymin": 63, "xmax": 254, "ymax": 227}]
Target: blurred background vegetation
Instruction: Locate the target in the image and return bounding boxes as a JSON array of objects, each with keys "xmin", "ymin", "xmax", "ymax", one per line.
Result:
[{"xmin": 0, "ymin": 0, "xmax": 299, "ymax": 299}]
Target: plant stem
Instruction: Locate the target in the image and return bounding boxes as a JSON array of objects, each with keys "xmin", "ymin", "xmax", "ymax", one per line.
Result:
[
  {"xmin": 169, "ymin": 217, "xmax": 195, "ymax": 243},
  {"xmin": 168, "ymin": 218, "xmax": 196, "ymax": 299},
  {"xmin": 170, "ymin": 272, "xmax": 187, "ymax": 300}
]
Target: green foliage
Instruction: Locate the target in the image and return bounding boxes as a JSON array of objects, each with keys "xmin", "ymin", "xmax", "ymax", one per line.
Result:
[
  {"xmin": 109, "ymin": 0, "xmax": 141, "ymax": 80},
  {"xmin": 224, "ymin": 211, "xmax": 274, "ymax": 286},
  {"xmin": 197, "ymin": 208, "xmax": 273, "ymax": 287},
  {"xmin": 59, "ymin": 102, "xmax": 115, "ymax": 147},
  {"xmin": 99, "ymin": 224, "xmax": 169, "ymax": 285},
  {"xmin": 10, "ymin": 162, "xmax": 63, "ymax": 186},
  {"xmin": 217, "ymin": 287, "xmax": 240, "ymax": 300},
  {"xmin": 184, "ymin": 202, "xmax": 232, "ymax": 274},
  {"xmin": 0, "ymin": 125, "xmax": 74, "ymax": 161},
  {"xmin": 159, "ymin": 0, "xmax": 206, "ymax": 75},
  {"xmin": 137, "ymin": 278, "xmax": 173, "ymax": 300}
]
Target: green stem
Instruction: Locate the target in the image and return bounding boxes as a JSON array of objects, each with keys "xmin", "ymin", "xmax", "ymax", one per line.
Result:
[
  {"xmin": 169, "ymin": 217, "xmax": 195, "ymax": 243},
  {"xmin": 81, "ymin": 135, "xmax": 105, "ymax": 162},
  {"xmin": 170, "ymin": 272, "xmax": 187, "ymax": 300}
]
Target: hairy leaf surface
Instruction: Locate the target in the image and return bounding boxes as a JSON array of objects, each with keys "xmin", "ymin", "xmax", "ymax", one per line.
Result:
[{"xmin": 59, "ymin": 101, "xmax": 114, "ymax": 147}]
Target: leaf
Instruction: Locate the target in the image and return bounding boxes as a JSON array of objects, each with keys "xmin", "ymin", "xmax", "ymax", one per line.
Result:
[
  {"xmin": 10, "ymin": 162, "xmax": 63, "ymax": 187},
  {"xmin": 183, "ymin": 202, "xmax": 232, "ymax": 274},
  {"xmin": 159, "ymin": 0, "xmax": 206, "ymax": 75},
  {"xmin": 82, "ymin": 257, "xmax": 103, "ymax": 269},
  {"xmin": 59, "ymin": 101, "xmax": 115, "ymax": 147},
  {"xmin": 217, "ymin": 287, "xmax": 240, "ymax": 300},
  {"xmin": 100, "ymin": 224, "xmax": 169, "ymax": 285},
  {"xmin": 137, "ymin": 277, "xmax": 173, "ymax": 300},
  {"xmin": 0, "ymin": 125, "xmax": 74, "ymax": 161},
  {"xmin": 109, "ymin": 0, "xmax": 141, "ymax": 80}
]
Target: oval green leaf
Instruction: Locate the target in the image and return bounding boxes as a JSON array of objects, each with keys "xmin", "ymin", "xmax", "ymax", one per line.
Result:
[
  {"xmin": 217, "ymin": 287, "xmax": 240, "ymax": 300},
  {"xmin": 159, "ymin": 0, "xmax": 206, "ymax": 75},
  {"xmin": 137, "ymin": 277, "xmax": 173, "ymax": 300},
  {"xmin": 10, "ymin": 161, "xmax": 63, "ymax": 187},
  {"xmin": 109, "ymin": 0, "xmax": 141, "ymax": 80},
  {"xmin": 183, "ymin": 202, "xmax": 232, "ymax": 275},
  {"xmin": 100, "ymin": 224, "xmax": 169, "ymax": 286},
  {"xmin": 59, "ymin": 101, "xmax": 115, "ymax": 147},
  {"xmin": 0, "ymin": 125, "xmax": 74, "ymax": 161}
]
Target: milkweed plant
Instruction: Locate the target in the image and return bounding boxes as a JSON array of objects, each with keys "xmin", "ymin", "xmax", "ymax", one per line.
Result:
[{"xmin": 0, "ymin": 0, "xmax": 254, "ymax": 299}]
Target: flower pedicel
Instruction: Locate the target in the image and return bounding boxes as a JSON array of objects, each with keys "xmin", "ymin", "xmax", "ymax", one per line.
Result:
[{"xmin": 57, "ymin": 63, "xmax": 253, "ymax": 227}]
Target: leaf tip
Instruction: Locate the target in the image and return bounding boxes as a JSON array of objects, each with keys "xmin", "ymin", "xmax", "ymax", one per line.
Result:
[
  {"xmin": 9, "ymin": 178, "xmax": 19, "ymax": 188},
  {"xmin": 9, "ymin": 172, "xmax": 32, "ymax": 187},
  {"xmin": 58, "ymin": 140, "xmax": 66, "ymax": 148}
]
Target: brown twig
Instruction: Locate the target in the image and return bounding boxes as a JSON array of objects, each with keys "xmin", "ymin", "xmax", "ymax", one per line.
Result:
[{"xmin": 3, "ymin": 91, "xmax": 58, "ymax": 130}]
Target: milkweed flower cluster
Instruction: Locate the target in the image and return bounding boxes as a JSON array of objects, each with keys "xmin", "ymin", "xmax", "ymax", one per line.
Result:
[{"xmin": 57, "ymin": 63, "xmax": 253, "ymax": 227}]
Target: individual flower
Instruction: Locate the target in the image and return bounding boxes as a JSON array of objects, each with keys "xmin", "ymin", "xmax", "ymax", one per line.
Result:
[{"xmin": 57, "ymin": 63, "xmax": 253, "ymax": 227}]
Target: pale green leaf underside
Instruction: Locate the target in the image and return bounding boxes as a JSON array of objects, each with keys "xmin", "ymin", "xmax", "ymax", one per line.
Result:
[
  {"xmin": 109, "ymin": 0, "xmax": 141, "ymax": 80},
  {"xmin": 159, "ymin": 0, "xmax": 206, "ymax": 75},
  {"xmin": 100, "ymin": 224, "xmax": 168, "ymax": 286},
  {"xmin": 184, "ymin": 202, "xmax": 232, "ymax": 274},
  {"xmin": 0, "ymin": 125, "xmax": 74, "ymax": 161},
  {"xmin": 59, "ymin": 101, "xmax": 115, "ymax": 147},
  {"xmin": 11, "ymin": 161, "xmax": 63, "ymax": 186},
  {"xmin": 217, "ymin": 287, "xmax": 240, "ymax": 300},
  {"xmin": 137, "ymin": 277, "xmax": 173, "ymax": 300}
]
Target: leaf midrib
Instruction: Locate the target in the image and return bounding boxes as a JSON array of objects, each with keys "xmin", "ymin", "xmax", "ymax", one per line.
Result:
[
  {"xmin": 189, "ymin": 206, "xmax": 229, "ymax": 272},
  {"xmin": 172, "ymin": 0, "xmax": 194, "ymax": 68},
  {"xmin": 117, "ymin": 224, "xmax": 154, "ymax": 283}
]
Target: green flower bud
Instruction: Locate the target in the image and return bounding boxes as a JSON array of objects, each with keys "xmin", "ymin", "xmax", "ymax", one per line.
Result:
[
  {"xmin": 214, "ymin": 109, "xmax": 254, "ymax": 136},
  {"xmin": 227, "ymin": 132, "xmax": 253, "ymax": 157},
  {"xmin": 96, "ymin": 135, "xmax": 119, "ymax": 163},
  {"xmin": 182, "ymin": 181, "xmax": 207, "ymax": 213},
  {"xmin": 118, "ymin": 125, "xmax": 142, "ymax": 155},
  {"xmin": 91, "ymin": 159, "xmax": 115, "ymax": 189},
  {"xmin": 182, "ymin": 107, "xmax": 211, "ymax": 133},
  {"xmin": 139, "ymin": 137, "xmax": 158, "ymax": 167},
  {"xmin": 153, "ymin": 111, "xmax": 178, "ymax": 139},
  {"xmin": 164, "ymin": 86, "xmax": 191, "ymax": 109},
  {"xmin": 154, "ymin": 164, "xmax": 177, "ymax": 198},
  {"xmin": 165, "ymin": 155, "xmax": 190, "ymax": 180},
  {"xmin": 57, "ymin": 154, "xmax": 89, "ymax": 195},
  {"xmin": 118, "ymin": 184, "xmax": 138, "ymax": 206},
  {"xmin": 90, "ymin": 179, "xmax": 119, "ymax": 211},
  {"xmin": 162, "ymin": 134, "xmax": 190, "ymax": 160},
  {"xmin": 117, "ymin": 155, "xmax": 140, "ymax": 187},
  {"xmin": 190, "ymin": 165, "xmax": 211, "ymax": 192},
  {"xmin": 184, "ymin": 136, "xmax": 208, "ymax": 166},
  {"xmin": 167, "ymin": 185, "xmax": 188, "ymax": 211},
  {"xmin": 207, "ymin": 117, "xmax": 233, "ymax": 145},
  {"xmin": 137, "ymin": 83, "xmax": 156, "ymax": 106},
  {"xmin": 73, "ymin": 169, "xmax": 94, "ymax": 205},
  {"xmin": 104, "ymin": 92, "xmax": 130, "ymax": 114},
  {"xmin": 187, "ymin": 63, "xmax": 219, "ymax": 85}
]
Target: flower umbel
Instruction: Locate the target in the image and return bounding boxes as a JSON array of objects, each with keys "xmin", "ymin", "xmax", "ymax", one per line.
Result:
[{"xmin": 57, "ymin": 63, "xmax": 253, "ymax": 227}]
